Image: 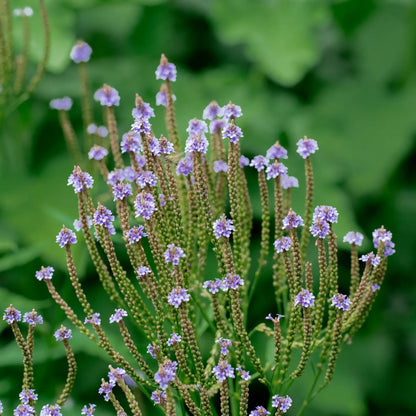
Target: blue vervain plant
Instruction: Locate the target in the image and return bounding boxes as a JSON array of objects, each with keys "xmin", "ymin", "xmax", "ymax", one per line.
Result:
[{"xmin": 1, "ymin": 36, "xmax": 396, "ymax": 416}]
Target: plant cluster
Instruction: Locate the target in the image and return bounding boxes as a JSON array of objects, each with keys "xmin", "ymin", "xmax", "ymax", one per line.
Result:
[{"xmin": 1, "ymin": 15, "xmax": 395, "ymax": 416}]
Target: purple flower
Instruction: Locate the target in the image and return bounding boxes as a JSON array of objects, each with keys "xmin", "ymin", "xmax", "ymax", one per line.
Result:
[
  {"xmin": 109, "ymin": 309, "xmax": 127, "ymax": 323},
  {"xmin": 274, "ymin": 236, "xmax": 292, "ymax": 253},
  {"xmin": 19, "ymin": 389, "xmax": 38, "ymax": 404},
  {"xmin": 23, "ymin": 310, "xmax": 43, "ymax": 326},
  {"xmin": 54, "ymin": 325, "xmax": 72, "ymax": 341},
  {"xmin": 313, "ymin": 205, "xmax": 339, "ymax": 224},
  {"xmin": 155, "ymin": 54, "xmax": 177, "ymax": 82},
  {"xmin": 213, "ymin": 160, "xmax": 228, "ymax": 173},
  {"xmin": 343, "ymin": 231, "xmax": 364, "ymax": 246},
  {"xmin": 167, "ymin": 287, "xmax": 190, "ymax": 308},
  {"xmin": 185, "ymin": 133, "xmax": 209, "ymax": 154},
  {"xmin": 281, "ymin": 175, "xmax": 299, "ymax": 189},
  {"xmin": 159, "ymin": 135, "xmax": 175, "ymax": 155},
  {"xmin": 3, "ymin": 305, "xmax": 21, "ymax": 324},
  {"xmin": 148, "ymin": 136, "xmax": 162, "ymax": 156},
  {"xmin": 296, "ymin": 136, "xmax": 318, "ymax": 159},
  {"xmin": 137, "ymin": 266, "xmax": 152, "ymax": 279},
  {"xmin": 98, "ymin": 380, "xmax": 114, "ymax": 401},
  {"xmin": 266, "ymin": 160, "xmax": 288, "ymax": 180},
  {"xmin": 266, "ymin": 314, "xmax": 284, "ymax": 324},
  {"xmin": 131, "ymin": 118, "xmax": 151, "ymax": 135},
  {"xmin": 70, "ymin": 40, "xmax": 92, "ymax": 63},
  {"xmin": 240, "ymin": 155, "xmax": 250, "ymax": 168},
  {"xmin": 136, "ymin": 170, "xmax": 157, "ymax": 189},
  {"xmin": 39, "ymin": 405, "xmax": 62, "ymax": 416},
  {"xmin": 266, "ymin": 142, "xmax": 288, "ymax": 160},
  {"xmin": 56, "ymin": 226, "xmax": 77, "ymax": 247},
  {"xmin": 210, "ymin": 119, "xmax": 226, "ymax": 134},
  {"xmin": 151, "ymin": 389, "xmax": 167, "ymax": 405},
  {"xmin": 87, "ymin": 124, "xmax": 97, "ymax": 134},
  {"xmin": 309, "ymin": 218, "xmax": 330, "ymax": 239},
  {"xmin": 107, "ymin": 168, "xmax": 126, "ymax": 186},
  {"xmin": 331, "ymin": 294, "xmax": 351, "ymax": 311},
  {"xmin": 112, "ymin": 182, "xmax": 133, "ymax": 201},
  {"xmin": 35, "ymin": 266, "xmax": 54, "ymax": 281},
  {"xmin": 97, "ymin": 126, "xmax": 108, "ymax": 137},
  {"xmin": 94, "ymin": 85, "xmax": 120, "ymax": 107},
  {"xmin": 147, "ymin": 343, "xmax": 160, "ymax": 359},
  {"xmin": 81, "ymin": 404, "xmax": 96, "ymax": 416},
  {"xmin": 213, "ymin": 215, "xmax": 234, "ymax": 239},
  {"xmin": 49, "ymin": 97, "xmax": 72, "ymax": 111},
  {"xmin": 272, "ymin": 395, "xmax": 292, "ymax": 413},
  {"xmin": 294, "ymin": 289, "xmax": 315, "ymax": 308},
  {"xmin": 223, "ymin": 102, "xmax": 242, "ymax": 120},
  {"xmin": 134, "ymin": 192, "xmax": 158, "ymax": 220},
  {"xmin": 164, "ymin": 244, "xmax": 186, "ymax": 265},
  {"xmin": 212, "ymin": 360, "xmax": 235, "ymax": 382},
  {"xmin": 88, "ymin": 145, "xmax": 108, "ymax": 161},
  {"xmin": 176, "ymin": 154, "xmax": 193, "ymax": 176},
  {"xmin": 359, "ymin": 252, "xmax": 381, "ymax": 267},
  {"xmin": 216, "ymin": 337, "xmax": 232, "ymax": 355},
  {"xmin": 74, "ymin": 216, "xmax": 92, "ymax": 232},
  {"xmin": 222, "ymin": 123, "xmax": 243, "ymax": 144},
  {"xmin": 159, "ymin": 194, "xmax": 166, "ymax": 207},
  {"xmin": 202, "ymin": 279, "xmax": 223, "ymax": 294},
  {"xmin": 68, "ymin": 166, "xmax": 94, "ymax": 193},
  {"xmin": 167, "ymin": 333, "xmax": 182, "ymax": 346},
  {"xmin": 84, "ymin": 313, "xmax": 101, "ymax": 326},
  {"xmin": 132, "ymin": 97, "xmax": 155, "ymax": 120},
  {"xmin": 250, "ymin": 155, "xmax": 269, "ymax": 171},
  {"xmin": 187, "ymin": 118, "xmax": 208, "ymax": 136},
  {"xmin": 135, "ymin": 154, "xmax": 146, "ymax": 168},
  {"xmin": 223, "ymin": 273, "xmax": 244, "ymax": 290},
  {"xmin": 371, "ymin": 283, "xmax": 381, "ymax": 292},
  {"xmin": 236, "ymin": 365, "xmax": 251, "ymax": 381},
  {"xmin": 372, "ymin": 227, "xmax": 395, "ymax": 257},
  {"xmin": 108, "ymin": 367, "xmax": 126, "ymax": 384},
  {"xmin": 156, "ymin": 90, "xmax": 176, "ymax": 107},
  {"xmin": 120, "ymin": 132, "xmax": 142, "ymax": 154},
  {"xmin": 125, "ymin": 226, "xmax": 147, "ymax": 244},
  {"xmin": 249, "ymin": 406, "xmax": 270, "ymax": 416},
  {"xmin": 282, "ymin": 209, "xmax": 304, "ymax": 230},
  {"xmin": 154, "ymin": 360, "xmax": 177, "ymax": 390},
  {"xmin": 14, "ymin": 404, "xmax": 35, "ymax": 416},
  {"xmin": 93, "ymin": 204, "xmax": 116, "ymax": 234},
  {"xmin": 203, "ymin": 101, "xmax": 224, "ymax": 120}
]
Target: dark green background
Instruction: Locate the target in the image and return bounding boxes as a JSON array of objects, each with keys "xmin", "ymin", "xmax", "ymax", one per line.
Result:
[{"xmin": 0, "ymin": 0, "xmax": 415, "ymax": 415}]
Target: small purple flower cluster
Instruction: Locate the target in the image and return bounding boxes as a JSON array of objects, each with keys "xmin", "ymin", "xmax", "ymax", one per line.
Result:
[
  {"xmin": 272, "ymin": 395, "xmax": 293, "ymax": 413},
  {"xmin": 134, "ymin": 191, "xmax": 158, "ymax": 220},
  {"xmin": 154, "ymin": 360, "xmax": 178, "ymax": 389},
  {"xmin": 273, "ymin": 236, "xmax": 292, "ymax": 253},
  {"xmin": 125, "ymin": 225, "xmax": 147, "ymax": 244},
  {"xmin": 310, "ymin": 205, "xmax": 338, "ymax": 239},
  {"xmin": 294, "ymin": 289, "xmax": 315, "ymax": 308},
  {"xmin": 167, "ymin": 287, "xmax": 190, "ymax": 308},
  {"xmin": 164, "ymin": 244, "xmax": 186, "ymax": 265},
  {"xmin": 373, "ymin": 227, "xmax": 395, "ymax": 257},
  {"xmin": 84, "ymin": 313, "xmax": 101, "ymax": 326},
  {"xmin": 19, "ymin": 389, "xmax": 38, "ymax": 404},
  {"xmin": 109, "ymin": 309, "xmax": 127, "ymax": 323},
  {"xmin": 212, "ymin": 360, "xmax": 234, "ymax": 382},
  {"xmin": 39, "ymin": 404, "xmax": 62, "ymax": 416},
  {"xmin": 249, "ymin": 406, "xmax": 270, "ymax": 416},
  {"xmin": 56, "ymin": 226, "xmax": 77, "ymax": 248},
  {"xmin": 213, "ymin": 215, "xmax": 235, "ymax": 239},
  {"xmin": 35, "ymin": 266, "xmax": 54, "ymax": 281},
  {"xmin": 67, "ymin": 166, "xmax": 94, "ymax": 193},
  {"xmin": 167, "ymin": 333, "xmax": 182, "ymax": 346},
  {"xmin": 54, "ymin": 325, "xmax": 72, "ymax": 341},
  {"xmin": 93, "ymin": 204, "xmax": 116, "ymax": 234},
  {"xmin": 203, "ymin": 273, "xmax": 244, "ymax": 293},
  {"xmin": 343, "ymin": 231, "xmax": 364, "ymax": 246},
  {"xmin": 23, "ymin": 310, "xmax": 43, "ymax": 326},
  {"xmin": 282, "ymin": 209, "xmax": 304, "ymax": 230},
  {"xmin": 94, "ymin": 84, "xmax": 120, "ymax": 107},
  {"xmin": 331, "ymin": 294, "xmax": 351, "ymax": 311},
  {"xmin": 216, "ymin": 337, "xmax": 232, "ymax": 355},
  {"xmin": 296, "ymin": 136, "xmax": 319, "ymax": 159}
]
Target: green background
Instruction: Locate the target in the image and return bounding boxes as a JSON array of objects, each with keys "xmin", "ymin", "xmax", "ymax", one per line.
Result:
[{"xmin": 0, "ymin": 0, "xmax": 415, "ymax": 415}]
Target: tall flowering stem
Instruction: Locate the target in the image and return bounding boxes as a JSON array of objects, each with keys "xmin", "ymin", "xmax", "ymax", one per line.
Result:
[
  {"xmin": 105, "ymin": 105, "xmax": 124, "ymax": 169},
  {"xmin": 299, "ymin": 156, "xmax": 314, "ymax": 259},
  {"xmin": 56, "ymin": 338, "xmax": 77, "ymax": 406}
]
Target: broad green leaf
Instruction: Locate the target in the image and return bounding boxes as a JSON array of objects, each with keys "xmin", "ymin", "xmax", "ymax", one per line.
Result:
[{"xmin": 211, "ymin": 0, "xmax": 330, "ymax": 86}]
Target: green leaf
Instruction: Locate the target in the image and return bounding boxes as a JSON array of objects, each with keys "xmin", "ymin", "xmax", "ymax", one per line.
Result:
[{"xmin": 211, "ymin": 0, "xmax": 330, "ymax": 86}]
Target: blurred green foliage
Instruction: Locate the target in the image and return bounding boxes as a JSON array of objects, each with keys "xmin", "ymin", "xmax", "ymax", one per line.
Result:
[{"xmin": 1, "ymin": 0, "xmax": 415, "ymax": 415}]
